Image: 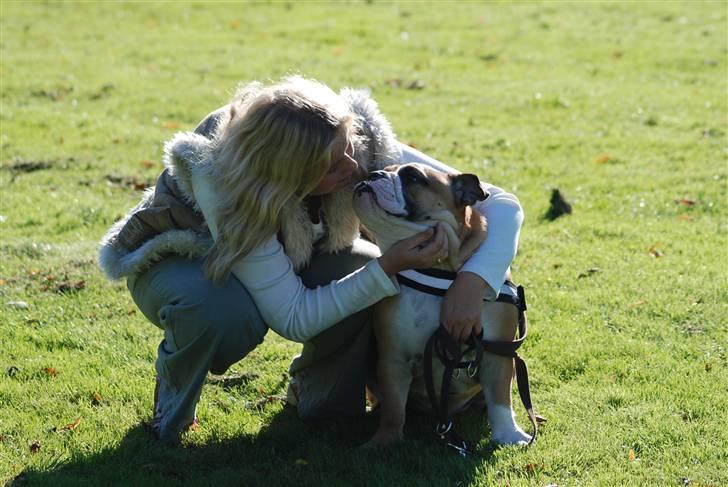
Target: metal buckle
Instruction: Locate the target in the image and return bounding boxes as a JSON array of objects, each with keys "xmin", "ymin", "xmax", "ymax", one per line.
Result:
[
  {"xmin": 447, "ymin": 440, "xmax": 470, "ymax": 458},
  {"xmin": 435, "ymin": 421, "xmax": 452, "ymax": 436},
  {"xmin": 467, "ymin": 361, "xmax": 479, "ymax": 378}
]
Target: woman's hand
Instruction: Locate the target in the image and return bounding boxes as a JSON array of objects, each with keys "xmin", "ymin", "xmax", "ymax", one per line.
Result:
[
  {"xmin": 378, "ymin": 223, "xmax": 448, "ymax": 276},
  {"xmin": 440, "ymin": 271, "xmax": 489, "ymax": 343}
]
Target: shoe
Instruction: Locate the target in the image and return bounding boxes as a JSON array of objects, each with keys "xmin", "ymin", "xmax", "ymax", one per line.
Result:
[
  {"xmin": 286, "ymin": 376, "xmax": 300, "ymax": 407},
  {"xmin": 144, "ymin": 376, "xmax": 199, "ymax": 444}
]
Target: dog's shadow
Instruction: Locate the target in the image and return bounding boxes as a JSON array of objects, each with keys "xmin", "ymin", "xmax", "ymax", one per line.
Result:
[{"xmin": 13, "ymin": 405, "xmax": 491, "ymax": 486}]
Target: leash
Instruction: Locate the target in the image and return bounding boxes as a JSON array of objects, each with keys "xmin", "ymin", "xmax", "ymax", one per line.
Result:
[{"xmin": 419, "ymin": 283, "xmax": 541, "ymax": 457}]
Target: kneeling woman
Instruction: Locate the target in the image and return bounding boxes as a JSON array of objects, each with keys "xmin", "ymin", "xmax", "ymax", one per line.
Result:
[{"xmin": 98, "ymin": 76, "xmax": 522, "ymax": 444}]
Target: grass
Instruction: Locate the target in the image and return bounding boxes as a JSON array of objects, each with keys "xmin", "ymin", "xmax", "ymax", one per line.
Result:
[{"xmin": 1, "ymin": 1, "xmax": 726, "ymax": 486}]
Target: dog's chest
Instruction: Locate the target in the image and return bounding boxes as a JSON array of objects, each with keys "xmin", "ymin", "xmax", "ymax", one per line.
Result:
[{"xmin": 373, "ymin": 286, "xmax": 444, "ymax": 357}]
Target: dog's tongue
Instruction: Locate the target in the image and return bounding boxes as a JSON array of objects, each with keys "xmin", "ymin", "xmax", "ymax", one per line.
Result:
[{"xmin": 369, "ymin": 176, "xmax": 407, "ymax": 216}]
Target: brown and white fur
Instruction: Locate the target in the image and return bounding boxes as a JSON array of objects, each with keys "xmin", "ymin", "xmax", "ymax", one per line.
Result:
[{"xmin": 353, "ymin": 163, "xmax": 531, "ymax": 447}]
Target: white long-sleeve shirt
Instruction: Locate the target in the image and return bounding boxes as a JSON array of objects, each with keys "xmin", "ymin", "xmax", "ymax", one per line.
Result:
[{"xmin": 192, "ymin": 144, "xmax": 523, "ymax": 343}]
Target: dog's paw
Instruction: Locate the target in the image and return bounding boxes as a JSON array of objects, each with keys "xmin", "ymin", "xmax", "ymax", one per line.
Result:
[
  {"xmin": 492, "ymin": 427, "xmax": 531, "ymax": 446},
  {"xmin": 362, "ymin": 429, "xmax": 403, "ymax": 449}
]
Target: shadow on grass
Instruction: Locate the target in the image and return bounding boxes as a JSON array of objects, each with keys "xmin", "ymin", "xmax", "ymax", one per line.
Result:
[{"xmin": 13, "ymin": 406, "xmax": 490, "ymax": 487}]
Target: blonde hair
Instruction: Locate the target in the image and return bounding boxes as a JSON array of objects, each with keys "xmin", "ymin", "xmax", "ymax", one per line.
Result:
[{"xmin": 204, "ymin": 76, "xmax": 353, "ymax": 284}]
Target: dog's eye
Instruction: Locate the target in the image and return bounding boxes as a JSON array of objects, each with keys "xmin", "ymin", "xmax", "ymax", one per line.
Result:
[{"xmin": 401, "ymin": 168, "xmax": 427, "ymax": 185}]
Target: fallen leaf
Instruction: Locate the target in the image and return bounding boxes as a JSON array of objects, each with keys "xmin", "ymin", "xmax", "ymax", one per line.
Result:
[
  {"xmin": 675, "ymin": 198, "xmax": 696, "ymax": 206},
  {"xmin": 43, "ymin": 367, "xmax": 58, "ymax": 377},
  {"xmin": 628, "ymin": 449, "xmax": 636, "ymax": 462},
  {"xmin": 595, "ymin": 154, "xmax": 612, "ymax": 164},
  {"xmin": 93, "ymin": 392, "xmax": 102, "ymax": 405},
  {"xmin": 577, "ymin": 267, "xmax": 600, "ymax": 279},
  {"xmin": 60, "ymin": 418, "xmax": 81, "ymax": 431},
  {"xmin": 648, "ymin": 245, "xmax": 664, "ymax": 258},
  {"xmin": 544, "ymin": 188, "xmax": 572, "ymax": 220},
  {"xmin": 629, "ymin": 300, "xmax": 648, "ymax": 307},
  {"xmin": 55, "ymin": 280, "xmax": 85, "ymax": 293},
  {"xmin": 677, "ymin": 214, "xmax": 693, "ymax": 221},
  {"xmin": 523, "ymin": 463, "xmax": 544, "ymax": 475},
  {"xmin": 407, "ymin": 79, "xmax": 426, "ymax": 90},
  {"xmin": 141, "ymin": 160, "xmax": 155, "ymax": 169},
  {"xmin": 30, "ymin": 441, "xmax": 41, "ymax": 453},
  {"xmin": 162, "ymin": 121, "xmax": 179, "ymax": 130},
  {"xmin": 10, "ymin": 159, "xmax": 53, "ymax": 173},
  {"xmin": 0, "ymin": 279, "xmax": 6, "ymax": 285}
]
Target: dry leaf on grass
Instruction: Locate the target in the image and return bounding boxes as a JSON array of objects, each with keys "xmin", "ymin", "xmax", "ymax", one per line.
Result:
[
  {"xmin": 30, "ymin": 441, "xmax": 41, "ymax": 453},
  {"xmin": 577, "ymin": 267, "xmax": 600, "ymax": 279},
  {"xmin": 675, "ymin": 198, "xmax": 697, "ymax": 206},
  {"xmin": 43, "ymin": 367, "xmax": 58, "ymax": 377},
  {"xmin": 648, "ymin": 245, "xmax": 664, "ymax": 258}
]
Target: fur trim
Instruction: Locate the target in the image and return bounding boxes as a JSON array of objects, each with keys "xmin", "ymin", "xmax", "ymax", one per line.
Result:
[
  {"xmin": 100, "ymin": 229, "xmax": 211, "ymax": 280},
  {"xmin": 98, "ymin": 90, "xmax": 401, "ymax": 279},
  {"xmin": 162, "ymin": 131, "xmax": 214, "ymax": 214},
  {"xmin": 340, "ymin": 88, "xmax": 401, "ymax": 172}
]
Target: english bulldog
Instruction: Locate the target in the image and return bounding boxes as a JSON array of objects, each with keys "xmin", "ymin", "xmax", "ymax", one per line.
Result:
[{"xmin": 353, "ymin": 163, "xmax": 532, "ymax": 447}]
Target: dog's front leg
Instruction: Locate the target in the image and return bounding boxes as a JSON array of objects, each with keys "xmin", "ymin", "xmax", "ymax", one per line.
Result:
[
  {"xmin": 364, "ymin": 356, "xmax": 413, "ymax": 447},
  {"xmin": 480, "ymin": 302, "xmax": 531, "ymax": 446}
]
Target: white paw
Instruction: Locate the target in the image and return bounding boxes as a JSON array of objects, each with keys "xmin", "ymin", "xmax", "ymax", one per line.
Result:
[{"xmin": 492, "ymin": 427, "xmax": 531, "ymax": 446}]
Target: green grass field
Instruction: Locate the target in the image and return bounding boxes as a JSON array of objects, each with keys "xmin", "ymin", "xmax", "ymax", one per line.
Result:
[{"xmin": 1, "ymin": 2, "xmax": 726, "ymax": 486}]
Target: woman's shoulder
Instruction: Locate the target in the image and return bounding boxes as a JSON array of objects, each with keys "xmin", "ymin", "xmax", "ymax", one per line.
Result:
[{"xmin": 193, "ymin": 105, "xmax": 232, "ymax": 139}]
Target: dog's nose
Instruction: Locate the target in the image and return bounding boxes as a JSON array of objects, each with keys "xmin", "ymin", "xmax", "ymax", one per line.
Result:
[{"xmin": 369, "ymin": 170, "xmax": 388, "ymax": 181}]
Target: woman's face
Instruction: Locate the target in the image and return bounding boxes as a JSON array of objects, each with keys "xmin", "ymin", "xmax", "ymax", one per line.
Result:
[{"xmin": 308, "ymin": 132, "xmax": 359, "ymax": 196}]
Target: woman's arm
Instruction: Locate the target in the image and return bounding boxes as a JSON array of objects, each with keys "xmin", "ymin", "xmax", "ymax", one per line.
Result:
[{"xmin": 192, "ymin": 174, "xmax": 399, "ymax": 343}]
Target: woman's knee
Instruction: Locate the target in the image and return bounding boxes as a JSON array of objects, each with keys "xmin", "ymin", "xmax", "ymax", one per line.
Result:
[
  {"xmin": 300, "ymin": 238, "xmax": 381, "ymax": 287},
  {"xmin": 205, "ymin": 278, "xmax": 268, "ymax": 374}
]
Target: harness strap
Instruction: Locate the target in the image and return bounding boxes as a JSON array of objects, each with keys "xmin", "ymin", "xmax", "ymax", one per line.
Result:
[{"xmin": 424, "ymin": 284, "xmax": 540, "ymax": 454}]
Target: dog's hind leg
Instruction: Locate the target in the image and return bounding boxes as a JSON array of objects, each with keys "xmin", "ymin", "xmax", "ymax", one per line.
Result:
[
  {"xmin": 364, "ymin": 356, "xmax": 413, "ymax": 447},
  {"xmin": 479, "ymin": 302, "xmax": 531, "ymax": 446}
]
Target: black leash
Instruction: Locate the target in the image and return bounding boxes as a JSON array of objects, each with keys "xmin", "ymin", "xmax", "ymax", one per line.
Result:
[{"xmin": 422, "ymin": 284, "xmax": 541, "ymax": 456}]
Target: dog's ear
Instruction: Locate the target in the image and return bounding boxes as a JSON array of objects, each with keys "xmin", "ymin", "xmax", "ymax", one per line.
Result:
[{"xmin": 450, "ymin": 173, "xmax": 489, "ymax": 208}]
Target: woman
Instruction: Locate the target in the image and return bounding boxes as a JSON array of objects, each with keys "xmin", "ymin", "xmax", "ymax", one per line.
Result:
[{"xmin": 99, "ymin": 76, "xmax": 523, "ymax": 444}]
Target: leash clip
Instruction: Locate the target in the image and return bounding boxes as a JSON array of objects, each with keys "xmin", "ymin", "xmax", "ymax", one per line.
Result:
[
  {"xmin": 447, "ymin": 440, "xmax": 470, "ymax": 458},
  {"xmin": 467, "ymin": 361, "xmax": 479, "ymax": 378},
  {"xmin": 435, "ymin": 421, "xmax": 453, "ymax": 436}
]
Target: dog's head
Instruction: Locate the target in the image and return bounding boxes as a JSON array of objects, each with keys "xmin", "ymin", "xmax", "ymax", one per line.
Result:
[{"xmin": 353, "ymin": 163, "xmax": 489, "ymax": 271}]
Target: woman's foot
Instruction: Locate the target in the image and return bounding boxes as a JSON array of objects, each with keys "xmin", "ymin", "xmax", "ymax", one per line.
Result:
[{"xmin": 144, "ymin": 376, "xmax": 198, "ymax": 445}]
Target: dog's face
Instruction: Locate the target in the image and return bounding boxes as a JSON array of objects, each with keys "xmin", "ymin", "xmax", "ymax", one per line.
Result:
[{"xmin": 353, "ymin": 163, "xmax": 489, "ymax": 269}]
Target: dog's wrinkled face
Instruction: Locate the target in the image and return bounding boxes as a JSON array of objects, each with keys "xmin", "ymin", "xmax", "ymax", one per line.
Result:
[{"xmin": 353, "ymin": 163, "xmax": 488, "ymax": 258}]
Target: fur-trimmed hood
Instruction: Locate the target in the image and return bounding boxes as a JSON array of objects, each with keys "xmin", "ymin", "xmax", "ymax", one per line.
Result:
[{"xmin": 98, "ymin": 89, "xmax": 401, "ymax": 280}]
